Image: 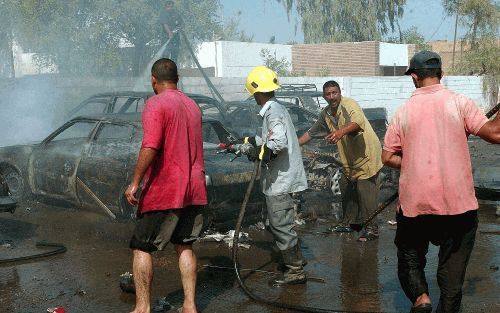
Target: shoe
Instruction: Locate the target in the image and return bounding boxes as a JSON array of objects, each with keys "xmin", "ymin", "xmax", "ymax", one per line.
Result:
[
  {"xmin": 119, "ymin": 272, "xmax": 135, "ymax": 294},
  {"xmin": 273, "ymin": 245, "xmax": 307, "ymax": 285},
  {"xmin": 358, "ymin": 229, "xmax": 379, "ymax": 242},
  {"xmin": 272, "ymin": 269, "xmax": 307, "ymax": 285},
  {"xmin": 329, "ymin": 224, "xmax": 354, "ymax": 233},
  {"xmin": 409, "ymin": 303, "xmax": 432, "ymax": 313}
]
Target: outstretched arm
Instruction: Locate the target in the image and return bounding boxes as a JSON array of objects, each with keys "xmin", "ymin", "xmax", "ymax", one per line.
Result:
[
  {"xmin": 298, "ymin": 132, "xmax": 312, "ymax": 146},
  {"xmin": 325, "ymin": 122, "xmax": 360, "ymax": 144},
  {"xmin": 476, "ymin": 112, "xmax": 500, "ymax": 144}
]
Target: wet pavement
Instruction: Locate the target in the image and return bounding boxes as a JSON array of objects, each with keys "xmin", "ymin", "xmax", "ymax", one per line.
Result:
[{"xmin": 0, "ymin": 192, "xmax": 499, "ymax": 313}]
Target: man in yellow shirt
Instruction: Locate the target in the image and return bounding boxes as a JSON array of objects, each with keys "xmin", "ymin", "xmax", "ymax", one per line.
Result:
[{"xmin": 299, "ymin": 80, "xmax": 383, "ymax": 241}]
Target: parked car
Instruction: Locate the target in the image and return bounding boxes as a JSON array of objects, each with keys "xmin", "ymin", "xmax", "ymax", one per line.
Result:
[{"xmin": 0, "ymin": 114, "xmax": 263, "ymax": 227}]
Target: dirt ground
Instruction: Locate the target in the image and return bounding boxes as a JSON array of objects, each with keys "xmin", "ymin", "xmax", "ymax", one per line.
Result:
[{"xmin": 0, "ymin": 192, "xmax": 498, "ymax": 313}]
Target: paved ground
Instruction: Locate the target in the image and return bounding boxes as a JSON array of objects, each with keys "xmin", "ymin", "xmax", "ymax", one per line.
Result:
[{"xmin": 0, "ymin": 192, "xmax": 498, "ymax": 313}]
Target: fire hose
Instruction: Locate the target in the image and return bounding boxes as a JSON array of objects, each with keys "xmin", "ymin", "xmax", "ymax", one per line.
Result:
[
  {"xmin": 0, "ymin": 242, "xmax": 67, "ymax": 264},
  {"xmin": 228, "ymin": 103, "xmax": 500, "ymax": 312},
  {"xmin": 227, "ymin": 154, "xmax": 391, "ymax": 312}
]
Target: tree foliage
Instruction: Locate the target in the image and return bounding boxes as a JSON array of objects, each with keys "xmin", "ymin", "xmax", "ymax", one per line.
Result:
[
  {"xmin": 3, "ymin": 0, "xmax": 225, "ymax": 76},
  {"xmin": 260, "ymin": 48, "xmax": 291, "ymax": 76},
  {"xmin": 442, "ymin": 0, "xmax": 498, "ymax": 50},
  {"xmin": 387, "ymin": 26, "xmax": 431, "ymax": 51},
  {"xmin": 442, "ymin": 0, "xmax": 499, "ymax": 78},
  {"xmin": 277, "ymin": 0, "xmax": 406, "ymax": 43}
]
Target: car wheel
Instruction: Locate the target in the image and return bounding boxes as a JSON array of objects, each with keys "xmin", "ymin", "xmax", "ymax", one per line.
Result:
[{"xmin": 1, "ymin": 166, "xmax": 27, "ymax": 201}]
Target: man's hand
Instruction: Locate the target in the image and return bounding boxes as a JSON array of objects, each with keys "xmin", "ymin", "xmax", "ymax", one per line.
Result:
[
  {"xmin": 325, "ymin": 129, "xmax": 345, "ymax": 144},
  {"xmin": 168, "ymin": 30, "xmax": 174, "ymax": 39},
  {"xmin": 245, "ymin": 145, "xmax": 276, "ymax": 163},
  {"xmin": 124, "ymin": 184, "xmax": 140, "ymax": 206}
]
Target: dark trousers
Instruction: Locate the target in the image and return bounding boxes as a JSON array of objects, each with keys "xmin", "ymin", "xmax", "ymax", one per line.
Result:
[
  {"xmin": 339, "ymin": 171, "xmax": 380, "ymax": 227},
  {"xmin": 395, "ymin": 209, "xmax": 478, "ymax": 313}
]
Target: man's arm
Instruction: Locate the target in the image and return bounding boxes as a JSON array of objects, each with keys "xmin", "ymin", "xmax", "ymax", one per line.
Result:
[
  {"xmin": 476, "ymin": 112, "xmax": 500, "ymax": 144},
  {"xmin": 325, "ymin": 122, "xmax": 360, "ymax": 144},
  {"xmin": 382, "ymin": 149, "xmax": 402, "ymax": 169},
  {"xmin": 124, "ymin": 148, "xmax": 158, "ymax": 205},
  {"xmin": 298, "ymin": 132, "xmax": 312, "ymax": 146},
  {"xmin": 163, "ymin": 24, "xmax": 173, "ymax": 38}
]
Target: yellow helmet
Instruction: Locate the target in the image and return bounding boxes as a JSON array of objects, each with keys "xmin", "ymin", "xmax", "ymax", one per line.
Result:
[{"xmin": 245, "ymin": 66, "xmax": 280, "ymax": 95}]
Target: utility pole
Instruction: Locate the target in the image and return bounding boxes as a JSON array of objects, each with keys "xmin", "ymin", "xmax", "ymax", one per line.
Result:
[{"xmin": 451, "ymin": 0, "xmax": 460, "ymax": 71}]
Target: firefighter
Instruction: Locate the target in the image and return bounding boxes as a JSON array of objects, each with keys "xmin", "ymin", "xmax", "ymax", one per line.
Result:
[{"xmin": 240, "ymin": 66, "xmax": 309, "ymax": 285}]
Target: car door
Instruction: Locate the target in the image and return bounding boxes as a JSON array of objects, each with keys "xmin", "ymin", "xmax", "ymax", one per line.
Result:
[
  {"xmin": 76, "ymin": 122, "xmax": 139, "ymax": 214},
  {"xmin": 29, "ymin": 120, "xmax": 98, "ymax": 200}
]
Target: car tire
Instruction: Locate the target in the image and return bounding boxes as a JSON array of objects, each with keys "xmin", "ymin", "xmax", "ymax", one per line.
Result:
[{"xmin": 1, "ymin": 166, "xmax": 28, "ymax": 202}]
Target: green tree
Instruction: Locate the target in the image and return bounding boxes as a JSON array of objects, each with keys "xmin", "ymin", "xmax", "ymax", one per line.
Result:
[
  {"xmin": 277, "ymin": 0, "xmax": 406, "ymax": 43},
  {"xmin": 387, "ymin": 26, "xmax": 431, "ymax": 50},
  {"xmin": 442, "ymin": 0, "xmax": 499, "ymax": 79},
  {"xmin": 442, "ymin": 0, "xmax": 498, "ymax": 50},
  {"xmin": 10, "ymin": 0, "xmax": 224, "ymax": 76},
  {"xmin": 260, "ymin": 48, "xmax": 291, "ymax": 76},
  {"xmin": 219, "ymin": 11, "xmax": 254, "ymax": 42}
]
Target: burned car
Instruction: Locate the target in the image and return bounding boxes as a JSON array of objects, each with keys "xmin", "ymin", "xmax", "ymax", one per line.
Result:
[
  {"xmin": 245, "ymin": 84, "xmax": 325, "ymax": 114},
  {"xmin": 224, "ymin": 97, "xmax": 396, "ymax": 214},
  {"xmin": 0, "ymin": 114, "xmax": 262, "ymax": 227},
  {"xmin": 470, "ymin": 137, "xmax": 500, "ymax": 202},
  {"xmin": 68, "ymin": 91, "xmax": 232, "ymax": 130},
  {"xmin": 0, "ymin": 173, "xmax": 16, "ymax": 213}
]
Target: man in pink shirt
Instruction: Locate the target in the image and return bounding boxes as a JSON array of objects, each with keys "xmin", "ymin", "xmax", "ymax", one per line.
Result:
[
  {"xmin": 124, "ymin": 58, "xmax": 207, "ymax": 313},
  {"xmin": 383, "ymin": 51, "xmax": 500, "ymax": 313}
]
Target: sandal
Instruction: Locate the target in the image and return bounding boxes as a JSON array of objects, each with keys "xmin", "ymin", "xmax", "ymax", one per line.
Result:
[{"xmin": 358, "ymin": 230, "xmax": 378, "ymax": 242}]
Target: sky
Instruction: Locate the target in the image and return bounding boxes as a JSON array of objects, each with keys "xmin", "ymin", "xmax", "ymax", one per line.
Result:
[{"xmin": 221, "ymin": 0, "xmax": 468, "ymax": 44}]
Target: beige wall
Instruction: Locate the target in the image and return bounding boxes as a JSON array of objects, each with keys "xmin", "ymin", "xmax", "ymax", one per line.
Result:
[
  {"xmin": 292, "ymin": 41, "xmax": 381, "ymax": 76},
  {"xmin": 429, "ymin": 40, "xmax": 471, "ymax": 73}
]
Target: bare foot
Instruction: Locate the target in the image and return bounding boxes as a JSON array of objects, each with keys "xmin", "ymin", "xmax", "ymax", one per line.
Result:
[
  {"xmin": 129, "ymin": 306, "xmax": 150, "ymax": 313},
  {"xmin": 414, "ymin": 293, "xmax": 431, "ymax": 306},
  {"xmin": 180, "ymin": 305, "xmax": 198, "ymax": 313}
]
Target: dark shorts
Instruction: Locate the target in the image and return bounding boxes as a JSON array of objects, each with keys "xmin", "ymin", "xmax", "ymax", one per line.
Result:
[{"xmin": 129, "ymin": 205, "xmax": 204, "ymax": 253}]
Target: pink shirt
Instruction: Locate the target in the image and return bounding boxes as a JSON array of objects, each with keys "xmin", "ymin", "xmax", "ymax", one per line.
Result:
[
  {"xmin": 384, "ymin": 84, "xmax": 488, "ymax": 217},
  {"xmin": 139, "ymin": 89, "xmax": 208, "ymax": 213}
]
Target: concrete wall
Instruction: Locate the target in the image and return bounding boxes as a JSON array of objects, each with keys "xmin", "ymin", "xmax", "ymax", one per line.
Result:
[
  {"xmin": 179, "ymin": 75, "xmax": 489, "ymax": 118},
  {"xmin": 197, "ymin": 41, "xmax": 292, "ymax": 77}
]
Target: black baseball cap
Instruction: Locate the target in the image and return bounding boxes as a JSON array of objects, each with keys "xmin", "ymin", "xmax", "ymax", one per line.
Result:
[{"xmin": 404, "ymin": 50, "xmax": 442, "ymax": 75}]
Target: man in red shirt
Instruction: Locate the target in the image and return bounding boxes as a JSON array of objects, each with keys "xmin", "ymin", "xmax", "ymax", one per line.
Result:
[
  {"xmin": 383, "ymin": 51, "xmax": 500, "ymax": 313},
  {"xmin": 125, "ymin": 58, "xmax": 207, "ymax": 313}
]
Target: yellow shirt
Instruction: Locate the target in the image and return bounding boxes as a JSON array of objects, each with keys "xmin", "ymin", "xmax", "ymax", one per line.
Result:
[{"xmin": 308, "ymin": 96, "xmax": 383, "ymax": 180}]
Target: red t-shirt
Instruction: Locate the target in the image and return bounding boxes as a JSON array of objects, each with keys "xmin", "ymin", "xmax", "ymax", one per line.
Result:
[
  {"xmin": 138, "ymin": 89, "xmax": 208, "ymax": 213},
  {"xmin": 383, "ymin": 84, "xmax": 488, "ymax": 217}
]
